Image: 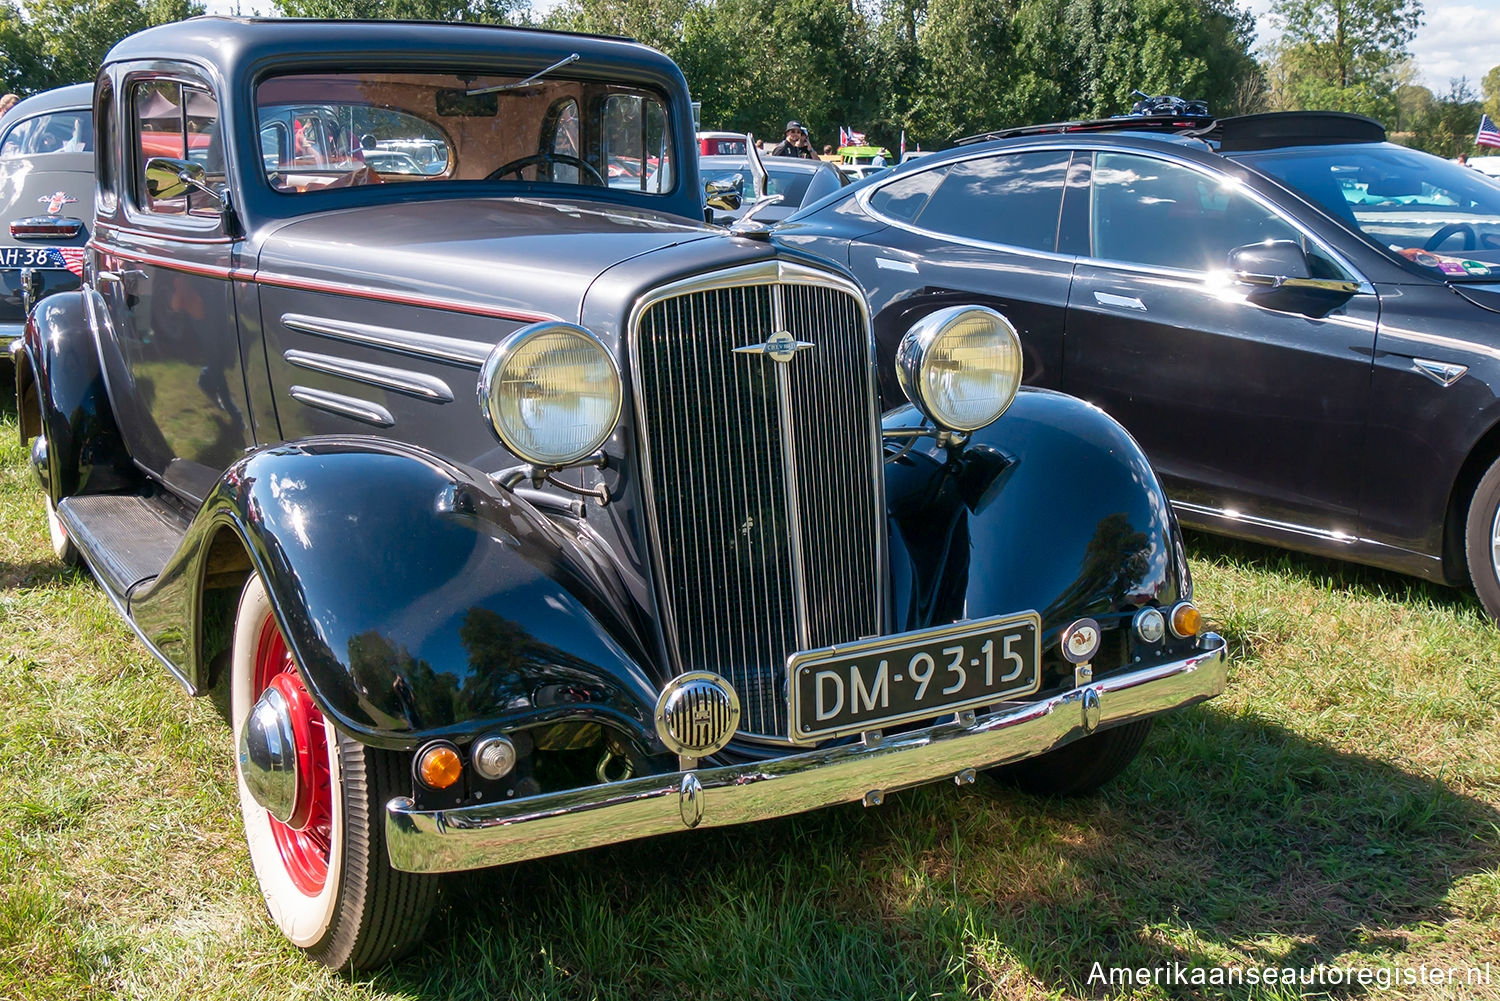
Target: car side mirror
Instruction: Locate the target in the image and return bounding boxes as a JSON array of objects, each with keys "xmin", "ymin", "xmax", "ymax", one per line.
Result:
[
  {"xmin": 1229, "ymin": 240, "xmax": 1362, "ymax": 317},
  {"xmin": 1228, "ymin": 240, "xmax": 1312, "ymax": 283},
  {"xmin": 144, "ymin": 156, "xmax": 223, "ymax": 211},
  {"xmin": 705, "ymin": 177, "xmax": 742, "ymax": 212}
]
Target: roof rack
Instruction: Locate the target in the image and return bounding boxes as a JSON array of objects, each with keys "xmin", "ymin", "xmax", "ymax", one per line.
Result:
[
  {"xmin": 956, "ymin": 113, "xmax": 1215, "ymax": 146},
  {"xmin": 1200, "ymin": 112, "xmax": 1385, "ymax": 151}
]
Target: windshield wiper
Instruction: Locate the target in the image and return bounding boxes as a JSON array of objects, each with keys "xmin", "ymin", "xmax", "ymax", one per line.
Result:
[{"xmin": 467, "ymin": 54, "xmax": 580, "ymax": 96}]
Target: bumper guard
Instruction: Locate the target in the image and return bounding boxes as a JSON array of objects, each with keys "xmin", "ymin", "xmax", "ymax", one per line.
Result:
[{"xmin": 386, "ymin": 633, "xmax": 1227, "ymax": 873}]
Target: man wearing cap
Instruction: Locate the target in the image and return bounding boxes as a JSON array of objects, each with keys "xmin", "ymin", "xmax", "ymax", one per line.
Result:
[{"xmin": 771, "ymin": 120, "xmax": 815, "ymax": 158}]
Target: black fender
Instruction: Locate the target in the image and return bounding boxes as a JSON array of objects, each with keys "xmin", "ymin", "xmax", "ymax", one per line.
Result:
[
  {"xmin": 885, "ymin": 389, "xmax": 1191, "ymax": 661},
  {"xmin": 16, "ymin": 290, "xmax": 138, "ymax": 501},
  {"xmin": 128, "ymin": 437, "xmax": 665, "ymax": 752}
]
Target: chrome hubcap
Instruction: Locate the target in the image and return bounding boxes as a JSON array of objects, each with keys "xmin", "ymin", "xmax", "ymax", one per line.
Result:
[
  {"xmin": 1490, "ymin": 505, "xmax": 1500, "ymax": 582},
  {"xmin": 239, "ymin": 686, "xmax": 301, "ymax": 824}
]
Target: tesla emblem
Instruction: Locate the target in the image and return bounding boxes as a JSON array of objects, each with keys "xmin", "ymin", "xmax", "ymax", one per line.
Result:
[
  {"xmin": 38, "ymin": 191, "xmax": 77, "ymax": 214},
  {"xmin": 733, "ymin": 329, "xmax": 815, "ymax": 363}
]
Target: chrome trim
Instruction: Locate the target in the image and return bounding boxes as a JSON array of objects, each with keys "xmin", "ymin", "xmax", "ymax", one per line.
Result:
[
  {"xmin": 238, "ymin": 687, "xmax": 301, "ymax": 823},
  {"xmin": 785, "ymin": 610, "xmax": 1042, "ymax": 744},
  {"xmin": 287, "ymin": 386, "xmax": 395, "ymax": 427},
  {"xmin": 1132, "ymin": 607, "xmax": 1166, "ymax": 645},
  {"xmin": 875, "ymin": 257, "xmax": 918, "ymax": 273},
  {"xmin": 626, "ymin": 261, "xmax": 888, "ymax": 742},
  {"xmin": 477, "ymin": 321, "xmax": 622, "ymax": 467},
  {"xmin": 1093, "ymin": 291, "xmax": 1146, "ymax": 311},
  {"xmin": 283, "ymin": 349, "xmax": 456, "ymax": 402},
  {"xmin": 281, "ymin": 312, "xmax": 494, "ymax": 368},
  {"xmin": 654, "ymin": 671, "xmax": 742, "ymax": 757},
  {"xmin": 770, "ymin": 285, "xmax": 813, "ymax": 652},
  {"xmin": 384, "ymin": 633, "xmax": 1228, "ymax": 873},
  {"xmin": 1412, "ymin": 358, "xmax": 1468, "ymax": 388},
  {"xmin": 856, "ymin": 143, "xmax": 1375, "ymax": 294},
  {"xmin": 1491, "ymin": 504, "xmax": 1500, "ymax": 587},
  {"xmin": 1167, "ymin": 601, "xmax": 1198, "ymax": 640},
  {"xmin": 1170, "ymin": 499, "xmax": 1358, "ymax": 545}
]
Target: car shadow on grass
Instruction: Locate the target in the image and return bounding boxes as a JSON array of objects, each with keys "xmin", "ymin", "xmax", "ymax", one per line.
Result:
[{"xmin": 366, "ymin": 704, "xmax": 1500, "ymax": 1000}]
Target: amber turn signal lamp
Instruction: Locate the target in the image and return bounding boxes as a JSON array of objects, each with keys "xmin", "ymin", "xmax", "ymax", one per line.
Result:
[
  {"xmin": 416, "ymin": 742, "xmax": 463, "ymax": 790},
  {"xmin": 1168, "ymin": 601, "xmax": 1202, "ymax": 639}
]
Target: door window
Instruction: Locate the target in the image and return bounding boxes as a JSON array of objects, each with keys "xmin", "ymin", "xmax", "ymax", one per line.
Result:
[
  {"xmin": 132, "ymin": 79, "xmax": 222, "ymax": 217},
  {"xmin": 1089, "ymin": 152, "xmax": 1306, "ymax": 273},
  {"xmin": 911, "ymin": 151, "xmax": 1071, "ymax": 252},
  {"xmin": 601, "ymin": 94, "xmax": 673, "ymax": 193}
]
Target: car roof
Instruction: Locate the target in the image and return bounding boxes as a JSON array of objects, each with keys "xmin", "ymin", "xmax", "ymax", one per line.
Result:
[
  {"xmin": 1, "ymin": 82, "xmax": 94, "ymax": 123},
  {"xmin": 103, "ymin": 16, "xmax": 680, "ymax": 90},
  {"xmin": 958, "ymin": 110, "xmax": 1386, "ymax": 154}
]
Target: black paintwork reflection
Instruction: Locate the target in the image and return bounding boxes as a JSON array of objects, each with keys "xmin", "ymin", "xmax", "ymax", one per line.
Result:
[
  {"xmin": 129, "ymin": 438, "xmax": 665, "ymax": 751},
  {"xmin": 885, "ymin": 391, "xmax": 1184, "ymax": 651}
]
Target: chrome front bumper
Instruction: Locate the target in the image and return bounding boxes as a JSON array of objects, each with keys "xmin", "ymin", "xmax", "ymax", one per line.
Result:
[
  {"xmin": 1, "ymin": 321, "xmax": 23, "ymax": 351},
  {"xmin": 385, "ymin": 633, "xmax": 1228, "ymax": 873}
]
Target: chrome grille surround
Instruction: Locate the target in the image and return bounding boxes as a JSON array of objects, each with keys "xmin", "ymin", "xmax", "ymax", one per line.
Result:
[{"xmin": 628, "ymin": 261, "xmax": 887, "ymax": 743}]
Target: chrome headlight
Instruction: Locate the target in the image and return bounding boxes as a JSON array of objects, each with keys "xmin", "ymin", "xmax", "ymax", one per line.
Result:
[
  {"xmin": 479, "ymin": 322, "xmax": 622, "ymax": 466},
  {"xmin": 895, "ymin": 306, "xmax": 1023, "ymax": 432}
]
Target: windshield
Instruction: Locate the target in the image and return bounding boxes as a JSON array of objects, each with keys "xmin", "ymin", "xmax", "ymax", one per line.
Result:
[
  {"xmin": 255, "ymin": 70, "xmax": 676, "ymax": 198},
  {"xmin": 1236, "ymin": 143, "xmax": 1500, "ymax": 280}
]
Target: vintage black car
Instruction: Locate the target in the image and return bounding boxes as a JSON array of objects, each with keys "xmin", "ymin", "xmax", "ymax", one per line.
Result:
[
  {"xmin": 1, "ymin": 83, "xmax": 94, "ymax": 362},
  {"xmin": 14, "ymin": 18, "xmax": 1226, "ymax": 969},
  {"xmin": 779, "ymin": 112, "xmax": 1500, "ymax": 618}
]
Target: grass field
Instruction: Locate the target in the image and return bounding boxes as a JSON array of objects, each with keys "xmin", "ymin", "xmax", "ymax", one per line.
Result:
[{"xmin": 1, "ymin": 396, "xmax": 1497, "ymax": 1001}]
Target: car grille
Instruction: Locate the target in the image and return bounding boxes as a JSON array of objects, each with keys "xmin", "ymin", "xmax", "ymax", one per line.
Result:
[{"xmin": 632, "ymin": 268, "xmax": 885, "ymax": 740}]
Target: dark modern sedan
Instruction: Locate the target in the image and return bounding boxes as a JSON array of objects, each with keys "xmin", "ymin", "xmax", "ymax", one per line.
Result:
[
  {"xmin": 700, "ymin": 153, "xmax": 846, "ymax": 223},
  {"xmin": 779, "ymin": 112, "xmax": 1500, "ymax": 617}
]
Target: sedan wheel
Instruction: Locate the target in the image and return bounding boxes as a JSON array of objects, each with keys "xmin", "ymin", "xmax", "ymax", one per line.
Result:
[
  {"xmin": 231, "ymin": 576, "xmax": 436, "ymax": 969},
  {"xmin": 1465, "ymin": 458, "xmax": 1500, "ymax": 621}
]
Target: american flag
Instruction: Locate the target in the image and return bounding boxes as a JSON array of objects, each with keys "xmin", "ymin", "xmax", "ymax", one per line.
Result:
[
  {"xmin": 846, "ymin": 127, "xmax": 867, "ymax": 145},
  {"xmin": 1479, "ymin": 114, "xmax": 1500, "ymax": 150},
  {"xmin": 59, "ymin": 248, "xmax": 85, "ymax": 278}
]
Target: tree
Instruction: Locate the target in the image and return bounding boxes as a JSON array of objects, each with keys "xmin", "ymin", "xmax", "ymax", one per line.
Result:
[
  {"xmin": 1267, "ymin": 0, "xmax": 1423, "ymax": 118},
  {"xmin": 0, "ymin": 0, "xmax": 203, "ymax": 96},
  {"xmin": 1409, "ymin": 78, "xmax": 1482, "ymax": 158},
  {"xmin": 1483, "ymin": 63, "xmax": 1500, "ymax": 122},
  {"xmin": 273, "ymin": 0, "xmax": 523, "ymax": 19}
]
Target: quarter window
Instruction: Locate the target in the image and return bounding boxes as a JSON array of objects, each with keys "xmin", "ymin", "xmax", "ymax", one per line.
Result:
[
  {"xmin": 868, "ymin": 167, "xmax": 946, "ymax": 222},
  {"xmin": 132, "ymin": 80, "xmax": 223, "ymax": 217},
  {"xmin": 1089, "ymin": 152, "xmax": 1304, "ymax": 272},
  {"xmin": 602, "ymin": 94, "xmax": 673, "ymax": 194}
]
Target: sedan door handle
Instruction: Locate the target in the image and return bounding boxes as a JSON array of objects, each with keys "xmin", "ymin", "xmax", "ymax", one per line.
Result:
[{"xmin": 1093, "ymin": 291, "xmax": 1146, "ymax": 311}]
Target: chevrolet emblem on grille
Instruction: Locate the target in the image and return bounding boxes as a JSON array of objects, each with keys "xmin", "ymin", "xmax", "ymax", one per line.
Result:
[{"xmin": 733, "ymin": 330, "xmax": 815, "ymax": 363}]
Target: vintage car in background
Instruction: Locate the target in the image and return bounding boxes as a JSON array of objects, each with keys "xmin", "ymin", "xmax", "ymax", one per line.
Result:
[
  {"xmin": 696, "ymin": 129, "xmax": 747, "ymax": 156},
  {"xmin": 16, "ymin": 17, "xmax": 1226, "ymax": 969},
  {"xmin": 1, "ymin": 83, "xmax": 94, "ymax": 358},
  {"xmin": 699, "ymin": 152, "xmax": 847, "ymax": 224},
  {"xmin": 780, "ymin": 111, "xmax": 1500, "ymax": 620}
]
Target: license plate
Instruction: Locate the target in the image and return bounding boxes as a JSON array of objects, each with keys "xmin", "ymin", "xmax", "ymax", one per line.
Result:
[
  {"xmin": 787, "ymin": 611, "xmax": 1041, "ymax": 743},
  {"xmin": 0, "ymin": 247, "xmax": 64, "ymax": 269}
]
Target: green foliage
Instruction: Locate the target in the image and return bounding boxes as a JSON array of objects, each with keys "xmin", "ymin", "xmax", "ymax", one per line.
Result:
[
  {"xmin": 0, "ymin": 0, "xmax": 203, "ymax": 96},
  {"xmin": 272, "ymin": 0, "xmax": 523, "ymax": 17},
  {"xmin": 1265, "ymin": 0, "xmax": 1423, "ymax": 120},
  {"xmin": 1408, "ymin": 79, "xmax": 1483, "ymax": 158},
  {"xmin": 1483, "ymin": 63, "xmax": 1500, "ymax": 121}
]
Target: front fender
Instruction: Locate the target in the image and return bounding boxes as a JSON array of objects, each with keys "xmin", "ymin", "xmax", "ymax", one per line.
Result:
[
  {"xmin": 130, "ymin": 438, "xmax": 664, "ymax": 751},
  {"xmin": 885, "ymin": 389, "xmax": 1189, "ymax": 646},
  {"xmin": 16, "ymin": 290, "xmax": 137, "ymax": 501}
]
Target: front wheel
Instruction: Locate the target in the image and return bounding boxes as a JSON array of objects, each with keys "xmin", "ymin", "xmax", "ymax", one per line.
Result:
[
  {"xmin": 1464, "ymin": 457, "xmax": 1500, "ymax": 621},
  {"xmin": 988, "ymin": 719, "xmax": 1153, "ymax": 797},
  {"xmin": 43, "ymin": 496, "xmax": 79, "ymax": 567},
  {"xmin": 231, "ymin": 576, "xmax": 436, "ymax": 969}
]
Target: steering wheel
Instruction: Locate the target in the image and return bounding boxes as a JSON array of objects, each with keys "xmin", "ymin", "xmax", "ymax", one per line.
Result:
[
  {"xmin": 486, "ymin": 153, "xmax": 605, "ymax": 185},
  {"xmin": 1425, "ymin": 222, "xmax": 1478, "ymax": 251}
]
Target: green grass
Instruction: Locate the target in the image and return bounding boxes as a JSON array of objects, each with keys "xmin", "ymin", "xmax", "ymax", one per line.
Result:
[{"xmin": 1, "ymin": 395, "xmax": 1497, "ymax": 1000}]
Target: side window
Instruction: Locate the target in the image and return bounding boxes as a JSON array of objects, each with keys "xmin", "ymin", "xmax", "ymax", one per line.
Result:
[
  {"xmin": 96, "ymin": 84, "xmax": 117, "ymax": 214},
  {"xmin": 1090, "ymin": 152, "xmax": 1302, "ymax": 272},
  {"xmin": 909, "ymin": 151, "xmax": 1071, "ymax": 251},
  {"xmin": 133, "ymin": 79, "xmax": 222, "ymax": 218},
  {"xmin": 0, "ymin": 111, "xmax": 93, "ymax": 158},
  {"xmin": 868, "ymin": 167, "xmax": 945, "ymax": 222},
  {"xmin": 602, "ymin": 94, "xmax": 673, "ymax": 193}
]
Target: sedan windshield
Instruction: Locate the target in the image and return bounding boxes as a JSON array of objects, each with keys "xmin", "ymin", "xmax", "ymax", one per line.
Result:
[
  {"xmin": 1235, "ymin": 143, "xmax": 1500, "ymax": 279},
  {"xmin": 255, "ymin": 70, "xmax": 675, "ymax": 198}
]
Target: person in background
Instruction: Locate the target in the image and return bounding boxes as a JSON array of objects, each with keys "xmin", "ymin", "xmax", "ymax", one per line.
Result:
[
  {"xmin": 1458, "ymin": 152, "xmax": 1472, "ymax": 167},
  {"xmin": 0, "ymin": 94, "xmax": 18, "ymax": 117},
  {"xmin": 771, "ymin": 120, "xmax": 815, "ymax": 158}
]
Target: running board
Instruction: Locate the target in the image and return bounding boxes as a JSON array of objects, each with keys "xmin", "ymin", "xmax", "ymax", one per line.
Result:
[{"xmin": 56, "ymin": 494, "xmax": 189, "ymax": 597}]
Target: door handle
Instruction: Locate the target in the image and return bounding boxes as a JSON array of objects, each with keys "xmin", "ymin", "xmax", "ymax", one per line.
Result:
[{"xmin": 1093, "ymin": 291, "xmax": 1146, "ymax": 311}]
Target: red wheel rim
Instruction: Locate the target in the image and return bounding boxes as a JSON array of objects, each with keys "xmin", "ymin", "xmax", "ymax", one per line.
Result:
[{"xmin": 253, "ymin": 614, "xmax": 332, "ymax": 897}]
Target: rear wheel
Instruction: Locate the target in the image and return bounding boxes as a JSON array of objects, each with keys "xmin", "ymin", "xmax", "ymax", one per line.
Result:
[
  {"xmin": 231, "ymin": 576, "xmax": 436, "ymax": 970},
  {"xmin": 989, "ymin": 719, "xmax": 1153, "ymax": 797},
  {"xmin": 1465, "ymin": 457, "xmax": 1500, "ymax": 622}
]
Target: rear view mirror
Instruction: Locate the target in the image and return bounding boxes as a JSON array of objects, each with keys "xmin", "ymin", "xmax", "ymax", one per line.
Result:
[{"xmin": 144, "ymin": 156, "xmax": 223, "ymax": 213}]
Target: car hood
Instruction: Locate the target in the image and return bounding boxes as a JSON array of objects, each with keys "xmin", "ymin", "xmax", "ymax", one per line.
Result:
[{"xmin": 253, "ymin": 197, "xmax": 720, "ymax": 321}]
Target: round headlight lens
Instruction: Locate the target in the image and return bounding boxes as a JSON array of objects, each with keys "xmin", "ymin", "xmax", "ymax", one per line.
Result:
[
  {"xmin": 479, "ymin": 322, "xmax": 622, "ymax": 466},
  {"xmin": 895, "ymin": 306, "xmax": 1023, "ymax": 432}
]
